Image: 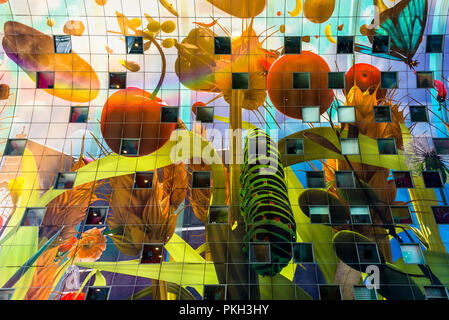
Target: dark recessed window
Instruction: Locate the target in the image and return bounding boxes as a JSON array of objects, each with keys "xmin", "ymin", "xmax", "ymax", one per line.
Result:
[
  {"xmin": 21, "ymin": 208, "xmax": 46, "ymax": 227},
  {"xmin": 338, "ymin": 106, "xmax": 356, "ymax": 123},
  {"xmin": 85, "ymin": 206, "xmax": 108, "ymax": 226},
  {"xmin": 302, "ymin": 106, "xmax": 320, "ymax": 122},
  {"xmin": 416, "ymin": 71, "xmax": 434, "ymax": 88},
  {"xmin": 433, "ymin": 138, "xmax": 449, "ymax": 155},
  {"xmin": 85, "ymin": 287, "xmax": 110, "ymax": 300},
  {"xmin": 214, "ymin": 36, "xmax": 231, "ymax": 54},
  {"xmin": 353, "ymin": 285, "xmax": 378, "ymax": 300},
  {"xmin": 36, "ymin": 72, "xmax": 55, "ymax": 89},
  {"xmin": 422, "ymin": 171, "xmax": 443, "ymax": 188},
  {"xmin": 120, "ymin": 139, "xmax": 139, "ymax": 155},
  {"xmin": 126, "ymin": 36, "xmax": 144, "ymax": 54},
  {"xmin": 195, "ymin": 106, "xmax": 214, "ymax": 123},
  {"xmin": 292, "ymin": 243, "xmax": 314, "ymax": 263},
  {"xmin": 400, "ymin": 243, "xmax": 425, "ymax": 264},
  {"xmin": 160, "ymin": 107, "xmax": 179, "ymax": 123},
  {"xmin": 4, "ymin": 139, "xmax": 26, "ymax": 156},
  {"xmin": 424, "ymin": 286, "xmax": 448, "ymax": 300},
  {"xmin": 350, "ymin": 206, "xmax": 372, "ymax": 224},
  {"xmin": 335, "ymin": 171, "xmax": 355, "ymax": 188},
  {"xmin": 0, "ymin": 289, "xmax": 15, "ymax": 300},
  {"xmin": 310, "ymin": 206, "xmax": 330, "ymax": 224},
  {"xmin": 134, "ymin": 172, "xmax": 154, "ymax": 189},
  {"xmin": 70, "ymin": 106, "xmax": 89, "ymax": 123},
  {"xmin": 392, "ymin": 171, "xmax": 413, "ymax": 188},
  {"xmin": 109, "ymin": 72, "xmax": 126, "ymax": 89},
  {"xmin": 54, "ymin": 172, "xmax": 77, "ymax": 190},
  {"xmin": 293, "ymin": 72, "xmax": 310, "ymax": 89},
  {"xmin": 357, "ymin": 243, "xmax": 380, "ymax": 264},
  {"xmin": 285, "ymin": 138, "xmax": 304, "ymax": 155},
  {"xmin": 319, "ymin": 285, "xmax": 342, "ymax": 300},
  {"xmin": 381, "ymin": 72, "xmax": 398, "ymax": 89},
  {"xmin": 203, "ymin": 285, "xmax": 226, "ymax": 300},
  {"xmin": 208, "ymin": 206, "xmax": 229, "ymax": 224},
  {"xmin": 328, "ymin": 72, "xmax": 345, "ymax": 89},
  {"xmin": 53, "ymin": 35, "xmax": 72, "ymax": 53},
  {"xmin": 249, "ymin": 243, "xmax": 270, "ymax": 263},
  {"xmin": 232, "ymin": 72, "xmax": 249, "ymax": 89},
  {"xmin": 372, "ymin": 35, "xmax": 389, "ymax": 53},
  {"xmin": 426, "ymin": 35, "xmax": 444, "ymax": 53},
  {"xmin": 337, "ymin": 36, "xmax": 354, "ymax": 54},
  {"xmin": 306, "ymin": 171, "xmax": 325, "ymax": 188},
  {"xmin": 373, "ymin": 105, "xmax": 392, "ymax": 122},
  {"xmin": 192, "ymin": 171, "xmax": 211, "ymax": 189},
  {"xmin": 378, "ymin": 138, "xmax": 397, "ymax": 155},
  {"xmin": 284, "ymin": 36, "xmax": 302, "ymax": 54},
  {"xmin": 140, "ymin": 243, "xmax": 164, "ymax": 264},
  {"xmin": 432, "ymin": 206, "xmax": 449, "ymax": 224},
  {"xmin": 390, "ymin": 206, "xmax": 413, "ymax": 224},
  {"xmin": 410, "ymin": 106, "xmax": 428, "ymax": 122}
]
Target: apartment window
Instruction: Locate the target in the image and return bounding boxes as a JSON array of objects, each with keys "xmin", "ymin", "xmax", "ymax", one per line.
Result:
[
  {"xmin": 85, "ymin": 206, "xmax": 108, "ymax": 226},
  {"xmin": 416, "ymin": 71, "xmax": 434, "ymax": 88},
  {"xmin": 390, "ymin": 206, "xmax": 414, "ymax": 224},
  {"xmin": 372, "ymin": 35, "xmax": 389, "ymax": 53},
  {"xmin": 53, "ymin": 35, "xmax": 72, "ymax": 53},
  {"xmin": 160, "ymin": 107, "xmax": 179, "ymax": 123},
  {"xmin": 203, "ymin": 285, "xmax": 226, "ymax": 300},
  {"xmin": 126, "ymin": 36, "xmax": 144, "ymax": 54},
  {"xmin": 36, "ymin": 72, "xmax": 55, "ymax": 89},
  {"xmin": 0, "ymin": 289, "xmax": 15, "ymax": 300},
  {"xmin": 21, "ymin": 208, "xmax": 46, "ymax": 227},
  {"xmin": 353, "ymin": 286, "xmax": 378, "ymax": 300},
  {"xmin": 134, "ymin": 172, "xmax": 154, "ymax": 189},
  {"xmin": 426, "ymin": 35, "xmax": 444, "ymax": 53},
  {"xmin": 196, "ymin": 106, "xmax": 214, "ymax": 123},
  {"xmin": 424, "ymin": 286, "xmax": 448, "ymax": 300},
  {"xmin": 85, "ymin": 287, "xmax": 110, "ymax": 300},
  {"xmin": 306, "ymin": 171, "xmax": 325, "ymax": 188},
  {"xmin": 140, "ymin": 243, "xmax": 164, "ymax": 264},
  {"xmin": 310, "ymin": 206, "xmax": 330, "ymax": 224},
  {"xmin": 284, "ymin": 36, "xmax": 302, "ymax": 54},
  {"xmin": 340, "ymin": 138, "xmax": 360, "ymax": 155},
  {"xmin": 4, "ymin": 139, "xmax": 26, "ymax": 156},
  {"xmin": 381, "ymin": 72, "xmax": 398, "ymax": 89},
  {"xmin": 377, "ymin": 138, "xmax": 397, "ymax": 155},
  {"xmin": 208, "ymin": 206, "xmax": 229, "ymax": 224},
  {"xmin": 328, "ymin": 72, "xmax": 345, "ymax": 89},
  {"xmin": 338, "ymin": 106, "xmax": 356, "ymax": 123},
  {"xmin": 373, "ymin": 105, "xmax": 392, "ymax": 122},
  {"xmin": 302, "ymin": 106, "xmax": 320, "ymax": 123},
  {"xmin": 337, "ymin": 36, "xmax": 354, "ymax": 54},
  {"xmin": 422, "ymin": 171, "xmax": 443, "ymax": 188},
  {"xmin": 214, "ymin": 36, "xmax": 231, "ymax": 54},
  {"xmin": 434, "ymin": 138, "xmax": 449, "ymax": 155},
  {"xmin": 410, "ymin": 106, "xmax": 428, "ymax": 122},
  {"xmin": 392, "ymin": 171, "xmax": 414, "ymax": 188},
  {"xmin": 293, "ymin": 72, "xmax": 310, "ymax": 89},
  {"xmin": 292, "ymin": 243, "xmax": 314, "ymax": 263},
  {"xmin": 70, "ymin": 106, "xmax": 88, "ymax": 123},
  {"xmin": 400, "ymin": 243, "xmax": 425, "ymax": 264},
  {"xmin": 432, "ymin": 206, "xmax": 449, "ymax": 224},
  {"xmin": 54, "ymin": 172, "xmax": 77, "ymax": 190},
  {"xmin": 120, "ymin": 138, "xmax": 139, "ymax": 155},
  {"xmin": 285, "ymin": 138, "xmax": 304, "ymax": 155},
  {"xmin": 232, "ymin": 72, "xmax": 249, "ymax": 89},
  {"xmin": 192, "ymin": 171, "xmax": 211, "ymax": 189},
  {"xmin": 319, "ymin": 285, "xmax": 342, "ymax": 300},
  {"xmin": 109, "ymin": 72, "xmax": 126, "ymax": 89},
  {"xmin": 350, "ymin": 206, "xmax": 372, "ymax": 224},
  {"xmin": 335, "ymin": 171, "xmax": 355, "ymax": 188},
  {"xmin": 249, "ymin": 243, "xmax": 270, "ymax": 263},
  {"xmin": 357, "ymin": 243, "xmax": 380, "ymax": 264}
]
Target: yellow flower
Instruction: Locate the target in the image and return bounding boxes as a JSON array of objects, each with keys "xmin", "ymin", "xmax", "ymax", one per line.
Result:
[{"xmin": 8, "ymin": 176, "xmax": 25, "ymax": 206}]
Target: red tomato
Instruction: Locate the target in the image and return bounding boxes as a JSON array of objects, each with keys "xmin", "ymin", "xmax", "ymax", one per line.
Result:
[
  {"xmin": 345, "ymin": 63, "xmax": 386, "ymax": 100},
  {"xmin": 191, "ymin": 101, "xmax": 206, "ymax": 115}
]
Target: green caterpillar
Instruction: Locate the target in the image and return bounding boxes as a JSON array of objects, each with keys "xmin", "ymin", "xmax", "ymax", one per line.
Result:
[{"xmin": 240, "ymin": 128, "xmax": 296, "ymax": 276}]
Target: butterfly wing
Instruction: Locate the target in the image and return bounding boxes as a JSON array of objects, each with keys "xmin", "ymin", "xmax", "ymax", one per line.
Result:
[{"xmin": 354, "ymin": 43, "xmax": 402, "ymax": 61}]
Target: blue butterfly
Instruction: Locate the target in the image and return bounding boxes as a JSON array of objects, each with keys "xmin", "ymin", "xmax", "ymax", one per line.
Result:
[{"xmin": 355, "ymin": 0, "xmax": 428, "ymax": 69}]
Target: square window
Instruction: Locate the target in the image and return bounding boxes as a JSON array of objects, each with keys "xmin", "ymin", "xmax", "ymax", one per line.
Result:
[
  {"xmin": 36, "ymin": 72, "xmax": 55, "ymax": 89},
  {"xmin": 70, "ymin": 106, "xmax": 88, "ymax": 123},
  {"xmin": 416, "ymin": 71, "xmax": 434, "ymax": 88},
  {"xmin": 338, "ymin": 106, "xmax": 356, "ymax": 123},
  {"xmin": 232, "ymin": 72, "xmax": 249, "ymax": 89},
  {"xmin": 377, "ymin": 138, "xmax": 397, "ymax": 155},
  {"xmin": 337, "ymin": 36, "xmax": 354, "ymax": 54},
  {"xmin": 390, "ymin": 206, "xmax": 413, "ymax": 224},
  {"xmin": 120, "ymin": 139, "xmax": 139, "ymax": 155},
  {"xmin": 196, "ymin": 106, "xmax": 214, "ymax": 123},
  {"xmin": 434, "ymin": 138, "xmax": 449, "ymax": 155},
  {"xmin": 353, "ymin": 286, "xmax": 378, "ymax": 300},
  {"xmin": 85, "ymin": 287, "xmax": 110, "ymax": 300},
  {"xmin": 392, "ymin": 171, "xmax": 414, "ymax": 188},
  {"xmin": 249, "ymin": 243, "xmax": 270, "ymax": 263},
  {"xmin": 126, "ymin": 36, "xmax": 144, "ymax": 54},
  {"xmin": 4, "ymin": 139, "xmax": 26, "ymax": 156},
  {"xmin": 214, "ymin": 36, "xmax": 231, "ymax": 54},
  {"xmin": 85, "ymin": 207, "xmax": 108, "ymax": 226},
  {"xmin": 328, "ymin": 72, "xmax": 345, "ymax": 89},
  {"xmin": 293, "ymin": 72, "xmax": 310, "ymax": 89},
  {"xmin": 310, "ymin": 206, "xmax": 330, "ymax": 224},
  {"xmin": 134, "ymin": 172, "xmax": 154, "ymax": 189},
  {"xmin": 203, "ymin": 285, "xmax": 226, "ymax": 300},
  {"xmin": 208, "ymin": 206, "xmax": 229, "ymax": 224},
  {"xmin": 400, "ymin": 243, "xmax": 425, "ymax": 264},
  {"xmin": 422, "ymin": 171, "xmax": 443, "ymax": 188},
  {"xmin": 340, "ymin": 138, "xmax": 359, "ymax": 155},
  {"xmin": 0, "ymin": 289, "xmax": 15, "ymax": 300},
  {"xmin": 373, "ymin": 106, "xmax": 392, "ymax": 122},
  {"xmin": 302, "ymin": 106, "xmax": 320, "ymax": 123},
  {"xmin": 357, "ymin": 243, "xmax": 380, "ymax": 263},
  {"xmin": 53, "ymin": 35, "xmax": 71, "ymax": 53},
  {"xmin": 335, "ymin": 171, "xmax": 355, "ymax": 188},
  {"xmin": 54, "ymin": 172, "xmax": 77, "ymax": 190},
  {"xmin": 319, "ymin": 285, "xmax": 342, "ymax": 300},
  {"xmin": 285, "ymin": 138, "xmax": 304, "ymax": 155},
  {"xmin": 350, "ymin": 206, "xmax": 372, "ymax": 224},
  {"xmin": 410, "ymin": 106, "xmax": 428, "ymax": 122},
  {"xmin": 372, "ymin": 35, "xmax": 389, "ymax": 53},
  {"xmin": 21, "ymin": 208, "xmax": 46, "ymax": 226},
  {"xmin": 292, "ymin": 243, "xmax": 314, "ymax": 263},
  {"xmin": 431, "ymin": 206, "xmax": 449, "ymax": 224},
  {"xmin": 306, "ymin": 171, "xmax": 325, "ymax": 188},
  {"xmin": 381, "ymin": 72, "xmax": 398, "ymax": 89},
  {"xmin": 424, "ymin": 286, "xmax": 448, "ymax": 300},
  {"xmin": 426, "ymin": 35, "xmax": 444, "ymax": 53},
  {"xmin": 109, "ymin": 72, "xmax": 126, "ymax": 89},
  {"xmin": 284, "ymin": 36, "xmax": 302, "ymax": 54},
  {"xmin": 192, "ymin": 171, "xmax": 211, "ymax": 189},
  {"xmin": 140, "ymin": 243, "xmax": 164, "ymax": 264},
  {"xmin": 160, "ymin": 107, "xmax": 179, "ymax": 123}
]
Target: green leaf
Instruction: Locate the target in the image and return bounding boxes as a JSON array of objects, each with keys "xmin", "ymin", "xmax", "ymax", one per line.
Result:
[
  {"xmin": 127, "ymin": 283, "xmax": 197, "ymax": 300},
  {"xmin": 259, "ymin": 274, "xmax": 313, "ymax": 300}
]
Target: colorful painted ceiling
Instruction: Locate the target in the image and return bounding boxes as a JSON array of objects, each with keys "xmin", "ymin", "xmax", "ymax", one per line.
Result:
[{"xmin": 0, "ymin": 0, "xmax": 449, "ymax": 301}]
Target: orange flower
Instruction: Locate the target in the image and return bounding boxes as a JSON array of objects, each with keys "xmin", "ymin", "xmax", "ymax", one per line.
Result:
[{"xmin": 68, "ymin": 228, "xmax": 106, "ymax": 262}]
